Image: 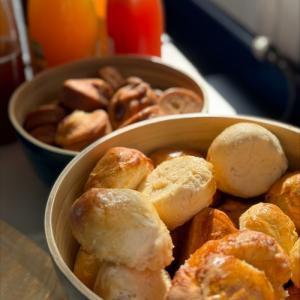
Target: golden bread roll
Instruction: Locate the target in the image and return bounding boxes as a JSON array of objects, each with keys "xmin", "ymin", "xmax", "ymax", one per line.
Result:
[
  {"xmin": 55, "ymin": 110, "xmax": 112, "ymax": 151},
  {"xmin": 149, "ymin": 147, "xmax": 203, "ymax": 167},
  {"xmin": 266, "ymin": 171, "xmax": 300, "ymax": 233},
  {"xmin": 84, "ymin": 147, "xmax": 153, "ymax": 191},
  {"xmin": 287, "ymin": 285, "xmax": 300, "ymax": 300},
  {"xmin": 217, "ymin": 197, "xmax": 255, "ymax": 226},
  {"xmin": 180, "ymin": 208, "xmax": 238, "ymax": 263},
  {"xmin": 93, "ymin": 262, "xmax": 170, "ymax": 300},
  {"xmin": 207, "ymin": 122, "xmax": 288, "ymax": 198},
  {"xmin": 73, "ymin": 247, "xmax": 99, "ymax": 289},
  {"xmin": 290, "ymin": 238, "xmax": 300, "ymax": 287},
  {"xmin": 166, "ymin": 254, "xmax": 277, "ymax": 300},
  {"xmin": 70, "ymin": 188, "xmax": 173, "ymax": 271},
  {"xmin": 188, "ymin": 230, "xmax": 291, "ymax": 288},
  {"xmin": 140, "ymin": 156, "xmax": 216, "ymax": 230},
  {"xmin": 239, "ymin": 202, "xmax": 298, "ymax": 253}
]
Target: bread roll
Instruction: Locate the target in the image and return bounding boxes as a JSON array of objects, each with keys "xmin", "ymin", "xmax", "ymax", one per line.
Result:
[
  {"xmin": 141, "ymin": 156, "xmax": 216, "ymax": 230},
  {"xmin": 266, "ymin": 171, "xmax": 300, "ymax": 233},
  {"xmin": 290, "ymin": 238, "xmax": 300, "ymax": 287},
  {"xmin": 55, "ymin": 110, "xmax": 112, "ymax": 151},
  {"xmin": 93, "ymin": 262, "xmax": 170, "ymax": 300},
  {"xmin": 149, "ymin": 147, "xmax": 203, "ymax": 167},
  {"xmin": 239, "ymin": 202, "xmax": 298, "ymax": 253},
  {"xmin": 70, "ymin": 188, "xmax": 173, "ymax": 271},
  {"xmin": 207, "ymin": 122, "xmax": 288, "ymax": 198},
  {"xmin": 85, "ymin": 147, "xmax": 153, "ymax": 191},
  {"xmin": 188, "ymin": 230, "xmax": 291, "ymax": 288},
  {"xmin": 73, "ymin": 247, "xmax": 99, "ymax": 289},
  {"xmin": 180, "ymin": 208, "xmax": 237, "ymax": 263},
  {"xmin": 167, "ymin": 254, "xmax": 277, "ymax": 300}
]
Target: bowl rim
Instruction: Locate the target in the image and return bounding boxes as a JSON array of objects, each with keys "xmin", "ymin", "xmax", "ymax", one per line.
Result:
[
  {"xmin": 45, "ymin": 113, "xmax": 300, "ymax": 299},
  {"xmin": 8, "ymin": 55, "xmax": 209, "ymax": 157}
]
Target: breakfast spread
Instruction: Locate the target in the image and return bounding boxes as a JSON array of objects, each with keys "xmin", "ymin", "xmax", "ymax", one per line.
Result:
[
  {"xmin": 68, "ymin": 122, "xmax": 299, "ymax": 299},
  {"xmin": 23, "ymin": 66, "xmax": 204, "ymax": 151}
]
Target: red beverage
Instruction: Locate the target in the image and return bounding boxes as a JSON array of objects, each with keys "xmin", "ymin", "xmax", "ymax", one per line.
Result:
[
  {"xmin": 0, "ymin": 38, "xmax": 25, "ymax": 144},
  {"xmin": 107, "ymin": 0, "xmax": 164, "ymax": 56}
]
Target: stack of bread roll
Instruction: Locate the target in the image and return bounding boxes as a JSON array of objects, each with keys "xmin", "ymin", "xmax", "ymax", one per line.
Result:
[{"xmin": 69, "ymin": 122, "xmax": 300, "ymax": 300}]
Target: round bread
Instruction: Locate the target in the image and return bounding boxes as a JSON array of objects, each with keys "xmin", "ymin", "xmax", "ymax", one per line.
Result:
[
  {"xmin": 239, "ymin": 202, "xmax": 298, "ymax": 253},
  {"xmin": 93, "ymin": 262, "xmax": 170, "ymax": 300},
  {"xmin": 290, "ymin": 238, "xmax": 300, "ymax": 287},
  {"xmin": 188, "ymin": 230, "xmax": 291, "ymax": 288},
  {"xmin": 207, "ymin": 122, "xmax": 288, "ymax": 198},
  {"xmin": 84, "ymin": 147, "xmax": 153, "ymax": 191},
  {"xmin": 140, "ymin": 156, "xmax": 216, "ymax": 230},
  {"xmin": 167, "ymin": 254, "xmax": 277, "ymax": 300},
  {"xmin": 70, "ymin": 188, "xmax": 173, "ymax": 271},
  {"xmin": 73, "ymin": 247, "xmax": 99, "ymax": 289},
  {"xmin": 266, "ymin": 172, "xmax": 300, "ymax": 233}
]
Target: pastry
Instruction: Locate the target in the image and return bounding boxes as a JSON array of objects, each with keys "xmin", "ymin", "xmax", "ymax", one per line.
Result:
[
  {"xmin": 158, "ymin": 87, "xmax": 203, "ymax": 114},
  {"xmin": 119, "ymin": 105, "xmax": 165, "ymax": 128},
  {"xmin": 149, "ymin": 147, "xmax": 203, "ymax": 167},
  {"xmin": 287, "ymin": 285, "xmax": 300, "ymax": 300},
  {"xmin": 93, "ymin": 262, "xmax": 170, "ymax": 300},
  {"xmin": 70, "ymin": 188, "xmax": 173, "ymax": 271},
  {"xmin": 61, "ymin": 78, "xmax": 113, "ymax": 111},
  {"xmin": 207, "ymin": 122, "xmax": 288, "ymax": 198},
  {"xmin": 24, "ymin": 103, "xmax": 67, "ymax": 131},
  {"xmin": 84, "ymin": 147, "xmax": 153, "ymax": 190},
  {"xmin": 266, "ymin": 171, "xmax": 300, "ymax": 233},
  {"xmin": 140, "ymin": 156, "xmax": 216, "ymax": 230},
  {"xmin": 73, "ymin": 247, "xmax": 99, "ymax": 289},
  {"xmin": 166, "ymin": 254, "xmax": 277, "ymax": 300},
  {"xmin": 55, "ymin": 110, "xmax": 112, "ymax": 151},
  {"xmin": 98, "ymin": 66, "xmax": 126, "ymax": 91},
  {"xmin": 108, "ymin": 81, "xmax": 158, "ymax": 129},
  {"xmin": 188, "ymin": 230, "xmax": 291, "ymax": 288},
  {"xmin": 29, "ymin": 124, "xmax": 57, "ymax": 145},
  {"xmin": 180, "ymin": 208, "xmax": 237, "ymax": 264},
  {"xmin": 290, "ymin": 238, "xmax": 300, "ymax": 287},
  {"xmin": 239, "ymin": 202, "xmax": 298, "ymax": 253}
]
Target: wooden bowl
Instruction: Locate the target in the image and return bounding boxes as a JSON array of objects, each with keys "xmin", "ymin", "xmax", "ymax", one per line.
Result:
[
  {"xmin": 45, "ymin": 115, "xmax": 300, "ymax": 299},
  {"xmin": 9, "ymin": 56, "xmax": 208, "ymax": 185}
]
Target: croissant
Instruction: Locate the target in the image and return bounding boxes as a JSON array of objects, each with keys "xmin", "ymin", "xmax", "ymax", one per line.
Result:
[{"xmin": 290, "ymin": 238, "xmax": 300, "ymax": 287}]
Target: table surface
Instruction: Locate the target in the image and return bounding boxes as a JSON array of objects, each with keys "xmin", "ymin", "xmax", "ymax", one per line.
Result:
[{"xmin": 0, "ymin": 42, "xmax": 236, "ymax": 297}]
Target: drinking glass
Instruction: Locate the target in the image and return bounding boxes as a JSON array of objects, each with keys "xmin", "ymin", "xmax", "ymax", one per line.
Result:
[{"xmin": 0, "ymin": 0, "xmax": 25, "ymax": 144}]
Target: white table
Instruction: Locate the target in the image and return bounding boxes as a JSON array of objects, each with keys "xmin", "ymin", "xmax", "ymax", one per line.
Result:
[{"xmin": 0, "ymin": 42, "xmax": 236, "ymax": 250}]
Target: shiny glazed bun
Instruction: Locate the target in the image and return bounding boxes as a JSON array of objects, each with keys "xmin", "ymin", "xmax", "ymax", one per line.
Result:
[
  {"xmin": 73, "ymin": 247, "xmax": 99, "ymax": 289},
  {"xmin": 207, "ymin": 122, "xmax": 288, "ymax": 198},
  {"xmin": 70, "ymin": 188, "xmax": 173, "ymax": 271},
  {"xmin": 188, "ymin": 230, "xmax": 291, "ymax": 288},
  {"xmin": 140, "ymin": 156, "xmax": 216, "ymax": 230},
  {"xmin": 166, "ymin": 254, "xmax": 277, "ymax": 300},
  {"xmin": 239, "ymin": 202, "xmax": 298, "ymax": 253},
  {"xmin": 290, "ymin": 238, "xmax": 300, "ymax": 287},
  {"xmin": 93, "ymin": 262, "xmax": 170, "ymax": 300},
  {"xmin": 85, "ymin": 147, "xmax": 153, "ymax": 191},
  {"xmin": 266, "ymin": 171, "xmax": 300, "ymax": 233}
]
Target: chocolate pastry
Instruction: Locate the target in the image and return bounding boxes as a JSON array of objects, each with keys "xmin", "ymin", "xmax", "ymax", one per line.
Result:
[
  {"xmin": 29, "ymin": 124, "xmax": 57, "ymax": 145},
  {"xmin": 99, "ymin": 66, "xmax": 126, "ymax": 91}
]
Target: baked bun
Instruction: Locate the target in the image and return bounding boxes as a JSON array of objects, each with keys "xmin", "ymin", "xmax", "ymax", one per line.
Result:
[
  {"xmin": 140, "ymin": 156, "xmax": 216, "ymax": 230},
  {"xmin": 239, "ymin": 202, "xmax": 298, "ymax": 253},
  {"xmin": 266, "ymin": 171, "xmax": 300, "ymax": 233},
  {"xmin": 290, "ymin": 238, "xmax": 300, "ymax": 287},
  {"xmin": 73, "ymin": 247, "xmax": 99, "ymax": 289},
  {"xmin": 180, "ymin": 208, "xmax": 237, "ymax": 263},
  {"xmin": 287, "ymin": 285, "xmax": 300, "ymax": 300},
  {"xmin": 167, "ymin": 254, "xmax": 277, "ymax": 300},
  {"xmin": 85, "ymin": 147, "xmax": 153, "ymax": 190},
  {"xmin": 70, "ymin": 188, "xmax": 173, "ymax": 271},
  {"xmin": 55, "ymin": 110, "xmax": 112, "ymax": 151},
  {"xmin": 188, "ymin": 230, "xmax": 291, "ymax": 288},
  {"xmin": 207, "ymin": 122, "xmax": 288, "ymax": 198},
  {"xmin": 149, "ymin": 147, "xmax": 203, "ymax": 167},
  {"xmin": 93, "ymin": 262, "xmax": 170, "ymax": 300}
]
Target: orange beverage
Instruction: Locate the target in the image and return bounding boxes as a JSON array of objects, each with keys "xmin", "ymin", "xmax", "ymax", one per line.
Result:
[
  {"xmin": 28, "ymin": 0, "xmax": 99, "ymax": 71},
  {"xmin": 107, "ymin": 0, "xmax": 164, "ymax": 56}
]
